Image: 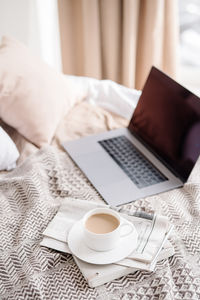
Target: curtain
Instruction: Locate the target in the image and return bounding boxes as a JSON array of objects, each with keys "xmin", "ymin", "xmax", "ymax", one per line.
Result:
[{"xmin": 58, "ymin": 0, "xmax": 178, "ymax": 90}]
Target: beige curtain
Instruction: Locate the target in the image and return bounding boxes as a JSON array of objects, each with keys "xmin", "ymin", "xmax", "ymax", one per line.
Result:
[{"xmin": 58, "ymin": 0, "xmax": 178, "ymax": 90}]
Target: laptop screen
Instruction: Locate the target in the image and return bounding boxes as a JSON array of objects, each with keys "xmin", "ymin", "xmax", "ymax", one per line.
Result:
[{"xmin": 128, "ymin": 67, "xmax": 200, "ymax": 181}]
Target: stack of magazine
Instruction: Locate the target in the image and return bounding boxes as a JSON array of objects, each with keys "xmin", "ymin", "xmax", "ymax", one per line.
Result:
[{"xmin": 41, "ymin": 198, "xmax": 174, "ymax": 287}]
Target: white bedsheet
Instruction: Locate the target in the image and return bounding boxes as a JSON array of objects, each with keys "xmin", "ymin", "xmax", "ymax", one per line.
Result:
[{"xmin": 67, "ymin": 75, "xmax": 141, "ymax": 119}]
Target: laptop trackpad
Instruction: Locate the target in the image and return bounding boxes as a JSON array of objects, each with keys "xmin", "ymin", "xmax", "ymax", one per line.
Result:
[{"xmin": 74, "ymin": 151, "xmax": 128, "ymax": 187}]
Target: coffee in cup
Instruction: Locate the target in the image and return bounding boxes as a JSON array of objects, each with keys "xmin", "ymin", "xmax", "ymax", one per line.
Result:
[
  {"xmin": 85, "ymin": 213, "xmax": 120, "ymax": 234},
  {"xmin": 82, "ymin": 207, "xmax": 135, "ymax": 252}
]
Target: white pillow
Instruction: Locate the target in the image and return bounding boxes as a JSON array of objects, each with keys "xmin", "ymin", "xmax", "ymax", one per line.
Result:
[{"xmin": 0, "ymin": 126, "xmax": 19, "ymax": 171}]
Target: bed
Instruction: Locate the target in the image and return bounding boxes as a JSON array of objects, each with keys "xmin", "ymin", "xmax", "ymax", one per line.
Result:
[{"xmin": 0, "ymin": 36, "xmax": 200, "ymax": 300}]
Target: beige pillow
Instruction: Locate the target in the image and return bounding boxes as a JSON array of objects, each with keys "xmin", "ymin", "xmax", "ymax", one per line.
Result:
[{"xmin": 0, "ymin": 36, "xmax": 86, "ymax": 147}]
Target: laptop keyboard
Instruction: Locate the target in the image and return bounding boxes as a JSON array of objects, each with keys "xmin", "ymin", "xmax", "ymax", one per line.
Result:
[{"xmin": 98, "ymin": 135, "xmax": 166, "ymax": 189}]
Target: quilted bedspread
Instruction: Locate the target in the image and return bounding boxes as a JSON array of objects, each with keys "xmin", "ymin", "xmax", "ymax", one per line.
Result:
[{"xmin": 0, "ymin": 144, "xmax": 200, "ymax": 300}]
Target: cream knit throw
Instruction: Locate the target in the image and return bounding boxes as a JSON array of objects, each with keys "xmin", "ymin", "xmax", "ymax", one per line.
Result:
[{"xmin": 0, "ymin": 146, "xmax": 200, "ymax": 300}]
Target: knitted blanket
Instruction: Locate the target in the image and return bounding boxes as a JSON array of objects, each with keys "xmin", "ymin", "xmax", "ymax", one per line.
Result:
[{"xmin": 0, "ymin": 146, "xmax": 200, "ymax": 300}]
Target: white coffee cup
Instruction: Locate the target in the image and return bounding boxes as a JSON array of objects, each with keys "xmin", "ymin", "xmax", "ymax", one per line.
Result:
[{"xmin": 82, "ymin": 207, "xmax": 135, "ymax": 252}]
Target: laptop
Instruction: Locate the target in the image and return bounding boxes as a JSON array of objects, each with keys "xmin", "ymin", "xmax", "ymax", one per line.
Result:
[{"xmin": 63, "ymin": 66, "xmax": 200, "ymax": 206}]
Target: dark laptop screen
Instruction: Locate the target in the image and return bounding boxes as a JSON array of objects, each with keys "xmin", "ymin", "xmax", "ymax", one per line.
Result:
[{"xmin": 128, "ymin": 67, "xmax": 200, "ymax": 181}]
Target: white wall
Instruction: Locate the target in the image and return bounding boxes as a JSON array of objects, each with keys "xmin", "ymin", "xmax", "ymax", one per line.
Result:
[{"xmin": 0, "ymin": 0, "xmax": 62, "ymax": 71}]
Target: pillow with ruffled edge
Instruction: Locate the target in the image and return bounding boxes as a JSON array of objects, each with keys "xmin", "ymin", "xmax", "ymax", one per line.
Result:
[
  {"xmin": 0, "ymin": 36, "xmax": 87, "ymax": 147},
  {"xmin": 0, "ymin": 126, "xmax": 19, "ymax": 170}
]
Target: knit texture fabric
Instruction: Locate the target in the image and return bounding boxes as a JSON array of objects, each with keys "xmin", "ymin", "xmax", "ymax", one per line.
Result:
[{"xmin": 0, "ymin": 146, "xmax": 200, "ymax": 299}]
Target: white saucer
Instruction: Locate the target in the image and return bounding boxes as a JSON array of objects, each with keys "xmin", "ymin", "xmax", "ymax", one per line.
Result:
[{"xmin": 68, "ymin": 219, "xmax": 138, "ymax": 265}]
